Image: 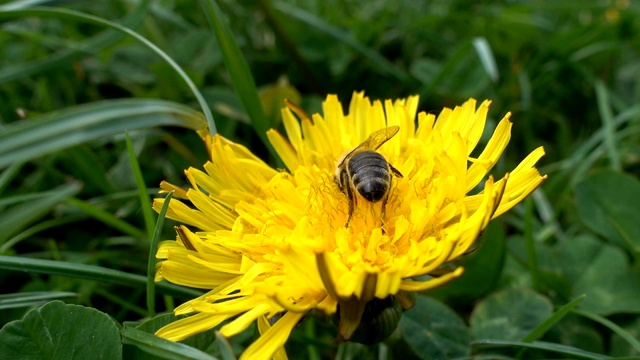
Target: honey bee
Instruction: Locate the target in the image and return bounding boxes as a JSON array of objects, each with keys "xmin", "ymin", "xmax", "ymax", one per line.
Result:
[{"xmin": 335, "ymin": 126, "xmax": 403, "ymax": 227}]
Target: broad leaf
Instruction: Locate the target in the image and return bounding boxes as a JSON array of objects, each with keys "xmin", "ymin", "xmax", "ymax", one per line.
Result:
[
  {"xmin": 575, "ymin": 170, "xmax": 640, "ymax": 254},
  {"xmin": 470, "ymin": 287, "xmax": 552, "ymax": 341},
  {"xmin": 545, "ymin": 315, "xmax": 604, "ymax": 354},
  {"xmin": 512, "ymin": 234, "xmax": 640, "ymax": 315},
  {"xmin": 0, "ymin": 301, "xmax": 121, "ymax": 359},
  {"xmin": 571, "ymin": 240, "xmax": 640, "ymax": 315},
  {"xmin": 399, "ymin": 295, "xmax": 471, "ymax": 359}
]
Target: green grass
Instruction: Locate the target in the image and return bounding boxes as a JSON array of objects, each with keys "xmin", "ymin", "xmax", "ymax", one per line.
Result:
[{"xmin": 1, "ymin": 0, "xmax": 640, "ymax": 359}]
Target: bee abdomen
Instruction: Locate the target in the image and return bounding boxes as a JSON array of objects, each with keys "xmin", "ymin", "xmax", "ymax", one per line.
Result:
[{"xmin": 348, "ymin": 152, "xmax": 391, "ymax": 202}]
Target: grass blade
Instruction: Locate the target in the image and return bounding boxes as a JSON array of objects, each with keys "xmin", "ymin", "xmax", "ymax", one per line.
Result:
[
  {"xmin": 94, "ymin": 287, "xmax": 148, "ymax": 317},
  {"xmin": 0, "ymin": 0, "xmax": 150, "ymax": 83},
  {"xmin": 273, "ymin": 2, "xmax": 411, "ymax": 84},
  {"xmin": 213, "ymin": 332, "xmax": 237, "ymax": 360},
  {"xmin": 121, "ymin": 326, "xmax": 217, "ymax": 360},
  {"xmin": 0, "ymin": 98, "xmax": 206, "ymax": 169},
  {"xmin": 524, "ymin": 197, "xmax": 540, "ymax": 290},
  {"xmin": 147, "ymin": 191, "xmax": 173, "ymax": 318},
  {"xmin": 0, "ymin": 0, "xmax": 56, "ymax": 11},
  {"xmin": 472, "ymin": 37, "xmax": 499, "ymax": 82},
  {"xmin": 573, "ymin": 308, "xmax": 640, "ymax": 354},
  {"xmin": 0, "ymin": 161, "xmax": 23, "ymax": 195},
  {"xmin": 0, "ymin": 291, "xmax": 77, "ymax": 310},
  {"xmin": 0, "ymin": 215, "xmax": 83, "ymax": 254},
  {"xmin": 0, "ymin": 255, "xmax": 202, "ymax": 299},
  {"xmin": 125, "ymin": 132, "xmax": 155, "ymax": 240},
  {"xmin": 0, "ymin": 182, "xmax": 81, "ymax": 245},
  {"xmin": 64, "ymin": 146, "xmax": 115, "ymax": 194},
  {"xmin": 0, "ymin": 7, "xmax": 216, "ymax": 134},
  {"xmin": 198, "ymin": 0, "xmax": 272, "ymax": 151},
  {"xmin": 521, "ymin": 295, "xmax": 586, "ymax": 342},
  {"xmin": 595, "ymin": 80, "xmax": 621, "ymax": 171},
  {"xmin": 64, "ymin": 197, "xmax": 148, "ymax": 240},
  {"xmin": 471, "ymin": 339, "xmax": 610, "ymax": 359}
]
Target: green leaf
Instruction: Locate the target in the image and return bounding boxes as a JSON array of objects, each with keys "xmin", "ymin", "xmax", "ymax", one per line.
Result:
[
  {"xmin": 0, "ymin": 7, "xmax": 216, "ymax": 134},
  {"xmin": 0, "ymin": 1, "xmax": 51, "ymax": 11},
  {"xmin": 259, "ymin": 81, "xmax": 301, "ymax": 129},
  {"xmin": 521, "ymin": 295, "xmax": 586, "ymax": 342},
  {"xmin": 0, "ymin": 98, "xmax": 206, "ymax": 169},
  {"xmin": 0, "ymin": 292, "xmax": 77, "ymax": 310},
  {"xmin": 65, "ymin": 197, "xmax": 148, "ymax": 240},
  {"xmin": 573, "ymin": 309, "xmax": 640, "ymax": 354},
  {"xmin": 570, "ymin": 237, "xmax": 640, "ymax": 315},
  {"xmin": 0, "ymin": 301, "xmax": 122, "ymax": 359},
  {"xmin": 595, "ymin": 81, "xmax": 621, "ymax": 171},
  {"xmin": 471, "ymin": 339, "xmax": 610, "ymax": 359},
  {"xmin": 0, "ymin": 0, "xmax": 150, "ymax": 83},
  {"xmin": 470, "ymin": 287, "xmax": 553, "ymax": 341},
  {"xmin": 524, "ymin": 198, "xmax": 542, "ymax": 291},
  {"xmin": 530, "ymin": 234, "xmax": 640, "ymax": 315},
  {"xmin": 533, "ymin": 234, "xmax": 598, "ymax": 285},
  {"xmin": 429, "ymin": 221, "xmax": 506, "ymax": 303},
  {"xmin": 398, "ymin": 295, "xmax": 471, "ymax": 359},
  {"xmin": 122, "ymin": 313, "xmax": 218, "ymax": 359},
  {"xmin": 610, "ymin": 316, "xmax": 640, "ymax": 357},
  {"xmin": 211, "ymin": 332, "xmax": 237, "ymax": 360},
  {"xmin": 126, "ymin": 132, "xmax": 155, "ymax": 241},
  {"xmin": 575, "ymin": 170, "xmax": 640, "ymax": 254},
  {"xmin": 472, "ymin": 37, "xmax": 499, "ymax": 82},
  {"xmin": 0, "ymin": 161, "xmax": 23, "ymax": 195},
  {"xmin": 555, "ymin": 104, "xmax": 640, "ymax": 188},
  {"xmin": 198, "ymin": 0, "xmax": 271, "ymax": 153},
  {"xmin": 0, "ymin": 182, "xmax": 81, "ymax": 245},
  {"xmin": 121, "ymin": 326, "xmax": 217, "ymax": 360},
  {"xmin": 0, "ymin": 215, "xmax": 83, "ymax": 254},
  {"xmin": 545, "ymin": 315, "xmax": 604, "ymax": 354},
  {"xmin": 147, "ymin": 191, "xmax": 173, "ymax": 317},
  {"xmin": 204, "ymin": 86, "xmax": 250, "ymax": 125},
  {"xmin": 273, "ymin": 2, "xmax": 412, "ymax": 84},
  {"xmin": 336, "ymin": 342, "xmax": 378, "ymax": 360},
  {"xmin": 0, "ymin": 256, "xmax": 203, "ymax": 299},
  {"xmin": 418, "ymin": 41, "xmax": 491, "ymax": 98},
  {"xmin": 63, "ymin": 146, "xmax": 115, "ymax": 194}
]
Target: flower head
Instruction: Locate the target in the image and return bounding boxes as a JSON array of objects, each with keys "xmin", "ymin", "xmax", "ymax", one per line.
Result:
[{"xmin": 153, "ymin": 92, "xmax": 546, "ymax": 359}]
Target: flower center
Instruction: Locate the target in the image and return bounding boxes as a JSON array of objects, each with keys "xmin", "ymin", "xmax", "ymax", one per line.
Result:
[{"xmin": 301, "ymin": 168, "xmax": 402, "ymax": 270}]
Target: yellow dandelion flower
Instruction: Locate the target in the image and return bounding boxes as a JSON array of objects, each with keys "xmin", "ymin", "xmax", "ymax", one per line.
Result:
[{"xmin": 153, "ymin": 92, "xmax": 546, "ymax": 359}]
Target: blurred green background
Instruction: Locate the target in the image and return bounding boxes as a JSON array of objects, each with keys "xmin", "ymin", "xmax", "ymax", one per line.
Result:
[{"xmin": 1, "ymin": 0, "xmax": 640, "ymax": 359}]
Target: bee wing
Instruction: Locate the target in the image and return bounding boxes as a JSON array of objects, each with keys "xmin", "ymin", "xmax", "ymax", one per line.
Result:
[
  {"xmin": 355, "ymin": 126, "xmax": 400, "ymax": 151},
  {"xmin": 338, "ymin": 126, "xmax": 400, "ymax": 166}
]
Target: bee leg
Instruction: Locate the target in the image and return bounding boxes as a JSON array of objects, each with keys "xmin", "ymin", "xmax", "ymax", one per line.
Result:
[
  {"xmin": 342, "ymin": 170, "xmax": 355, "ymax": 227},
  {"xmin": 379, "ymin": 189, "xmax": 392, "ymax": 231},
  {"xmin": 389, "ymin": 163, "xmax": 403, "ymax": 178}
]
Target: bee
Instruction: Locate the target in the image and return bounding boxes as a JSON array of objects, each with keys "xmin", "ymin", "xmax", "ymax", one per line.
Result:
[{"xmin": 335, "ymin": 126, "xmax": 403, "ymax": 227}]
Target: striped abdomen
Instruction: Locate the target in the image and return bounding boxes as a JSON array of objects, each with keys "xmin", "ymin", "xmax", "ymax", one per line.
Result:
[{"xmin": 348, "ymin": 151, "xmax": 391, "ymax": 202}]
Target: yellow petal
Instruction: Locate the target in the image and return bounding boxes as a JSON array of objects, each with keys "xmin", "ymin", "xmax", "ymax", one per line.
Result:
[
  {"xmin": 155, "ymin": 312, "xmax": 232, "ymax": 341},
  {"xmin": 240, "ymin": 311, "xmax": 305, "ymax": 360},
  {"xmin": 399, "ymin": 267, "xmax": 464, "ymax": 292}
]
